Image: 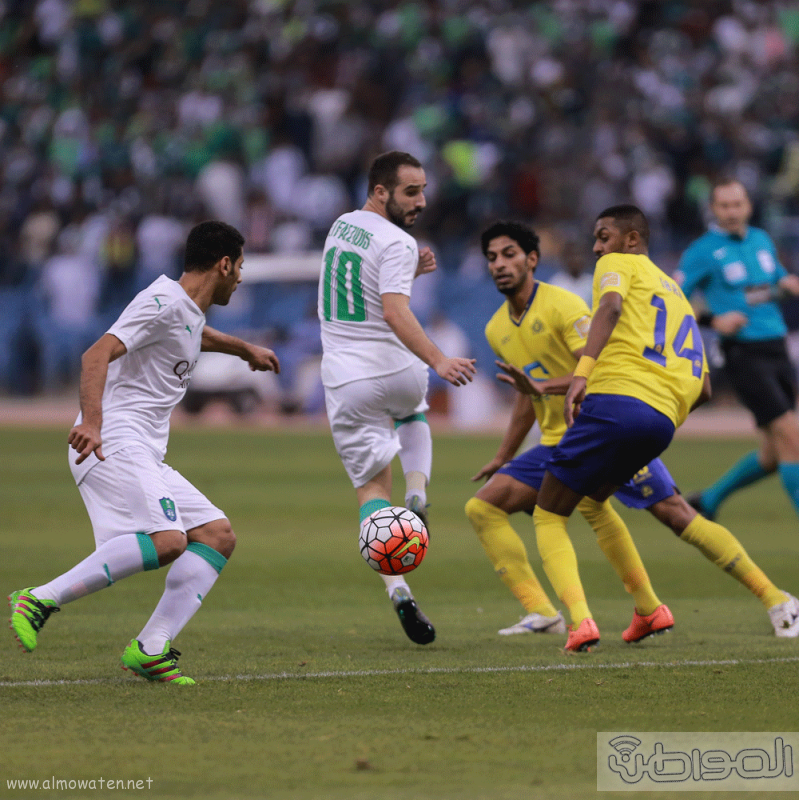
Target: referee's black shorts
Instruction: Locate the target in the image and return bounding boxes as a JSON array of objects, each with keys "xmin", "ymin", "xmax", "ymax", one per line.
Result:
[{"xmin": 721, "ymin": 337, "xmax": 797, "ymax": 427}]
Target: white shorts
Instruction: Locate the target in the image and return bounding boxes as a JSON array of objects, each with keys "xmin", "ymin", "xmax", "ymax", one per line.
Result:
[
  {"xmin": 324, "ymin": 361, "xmax": 429, "ymax": 488},
  {"xmin": 75, "ymin": 445, "xmax": 225, "ymax": 547}
]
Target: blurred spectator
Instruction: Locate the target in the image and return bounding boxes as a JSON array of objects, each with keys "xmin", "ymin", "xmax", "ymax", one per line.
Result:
[
  {"xmin": 99, "ymin": 213, "xmax": 137, "ymax": 318},
  {"xmin": 19, "ymin": 197, "xmax": 60, "ymax": 275},
  {"xmin": 195, "ymin": 146, "xmax": 247, "ymax": 232},
  {"xmin": 1, "ymin": 0, "xmax": 799, "ymax": 401},
  {"xmin": 242, "ymin": 189, "xmax": 276, "ymax": 254},
  {"xmin": 546, "ymin": 239, "xmax": 594, "ymax": 308},
  {"xmin": 34, "ymin": 226, "xmax": 101, "ymax": 390},
  {"xmin": 135, "ymin": 202, "xmax": 186, "ymax": 289}
]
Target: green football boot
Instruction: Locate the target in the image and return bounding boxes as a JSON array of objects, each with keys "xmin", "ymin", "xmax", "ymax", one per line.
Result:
[
  {"xmin": 8, "ymin": 588, "xmax": 60, "ymax": 652},
  {"xmin": 121, "ymin": 639, "xmax": 196, "ymax": 685},
  {"xmin": 406, "ymin": 494, "xmax": 430, "ymax": 533}
]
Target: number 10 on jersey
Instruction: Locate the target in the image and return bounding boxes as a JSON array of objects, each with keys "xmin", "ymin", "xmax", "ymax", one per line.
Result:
[{"xmin": 322, "ymin": 247, "xmax": 366, "ymax": 322}]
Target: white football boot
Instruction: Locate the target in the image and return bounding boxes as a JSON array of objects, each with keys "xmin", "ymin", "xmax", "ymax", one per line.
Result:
[
  {"xmin": 768, "ymin": 591, "xmax": 799, "ymax": 637},
  {"xmin": 498, "ymin": 610, "xmax": 567, "ymax": 636}
]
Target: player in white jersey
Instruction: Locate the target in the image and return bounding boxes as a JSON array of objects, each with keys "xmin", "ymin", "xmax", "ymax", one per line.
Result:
[
  {"xmin": 319, "ymin": 151, "xmax": 476, "ymax": 644},
  {"xmin": 9, "ymin": 221, "xmax": 280, "ymax": 684}
]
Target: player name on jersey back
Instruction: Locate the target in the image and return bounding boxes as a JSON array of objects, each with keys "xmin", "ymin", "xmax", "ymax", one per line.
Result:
[
  {"xmin": 590, "ymin": 252, "xmax": 707, "ymax": 427},
  {"xmin": 318, "ymin": 210, "xmax": 420, "ymax": 388}
]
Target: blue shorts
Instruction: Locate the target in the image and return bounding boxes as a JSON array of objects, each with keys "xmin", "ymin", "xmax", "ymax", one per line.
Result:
[
  {"xmin": 497, "ymin": 444, "xmax": 676, "ymax": 514},
  {"xmin": 546, "ymin": 394, "xmax": 676, "ymax": 498}
]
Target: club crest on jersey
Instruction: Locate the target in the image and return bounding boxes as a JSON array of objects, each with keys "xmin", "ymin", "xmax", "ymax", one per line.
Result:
[
  {"xmin": 531, "ymin": 318, "xmax": 544, "ymax": 333},
  {"xmin": 159, "ymin": 497, "xmax": 177, "ymax": 522}
]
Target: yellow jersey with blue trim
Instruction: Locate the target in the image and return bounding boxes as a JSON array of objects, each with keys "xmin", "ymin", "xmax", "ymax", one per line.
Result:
[
  {"xmin": 485, "ymin": 282, "xmax": 591, "ymax": 446},
  {"xmin": 590, "ymin": 252, "xmax": 708, "ymax": 428}
]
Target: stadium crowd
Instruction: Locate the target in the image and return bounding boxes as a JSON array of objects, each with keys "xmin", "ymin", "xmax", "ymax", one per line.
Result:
[{"xmin": 2, "ymin": 0, "xmax": 799, "ymax": 400}]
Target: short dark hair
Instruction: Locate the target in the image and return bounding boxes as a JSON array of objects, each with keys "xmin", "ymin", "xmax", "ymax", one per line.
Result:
[
  {"xmin": 184, "ymin": 221, "xmax": 245, "ymax": 273},
  {"xmin": 367, "ymin": 151, "xmax": 423, "ymax": 195},
  {"xmin": 595, "ymin": 204, "xmax": 650, "ymax": 246},
  {"xmin": 480, "ymin": 220, "xmax": 540, "ymax": 257}
]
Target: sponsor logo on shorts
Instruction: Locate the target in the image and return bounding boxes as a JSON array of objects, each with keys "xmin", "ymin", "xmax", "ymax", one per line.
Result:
[{"xmin": 159, "ymin": 497, "xmax": 177, "ymax": 522}]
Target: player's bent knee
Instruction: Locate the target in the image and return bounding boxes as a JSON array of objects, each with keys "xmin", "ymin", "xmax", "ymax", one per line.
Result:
[
  {"xmin": 189, "ymin": 518, "xmax": 236, "ymax": 559},
  {"xmin": 217, "ymin": 525, "xmax": 236, "ymax": 558},
  {"xmin": 465, "ymin": 496, "xmax": 502, "ymax": 532},
  {"xmin": 648, "ymin": 495, "xmax": 691, "ymax": 535},
  {"xmin": 151, "ymin": 529, "xmax": 188, "ymax": 566},
  {"xmin": 465, "ymin": 496, "xmax": 484, "ymax": 526}
]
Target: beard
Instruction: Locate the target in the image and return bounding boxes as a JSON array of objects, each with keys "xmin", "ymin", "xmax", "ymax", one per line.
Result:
[
  {"xmin": 494, "ymin": 275, "xmax": 526, "ymax": 296},
  {"xmin": 386, "ymin": 195, "xmax": 416, "ymax": 229}
]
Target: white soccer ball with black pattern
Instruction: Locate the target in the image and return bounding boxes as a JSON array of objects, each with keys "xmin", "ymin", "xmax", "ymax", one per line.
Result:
[{"xmin": 359, "ymin": 506, "xmax": 429, "ymax": 575}]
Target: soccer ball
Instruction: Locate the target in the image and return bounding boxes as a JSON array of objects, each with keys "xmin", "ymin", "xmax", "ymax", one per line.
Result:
[{"xmin": 359, "ymin": 506, "xmax": 429, "ymax": 575}]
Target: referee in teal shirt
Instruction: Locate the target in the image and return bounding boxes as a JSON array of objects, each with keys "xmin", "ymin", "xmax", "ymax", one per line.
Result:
[{"xmin": 677, "ymin": 178, "xmax": 799, "ymax": 523}]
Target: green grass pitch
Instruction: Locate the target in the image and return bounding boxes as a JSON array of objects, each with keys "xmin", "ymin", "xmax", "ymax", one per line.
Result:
[{"xmin": 1, "ymin": 425, "xmax": 798, "ymax": 799}]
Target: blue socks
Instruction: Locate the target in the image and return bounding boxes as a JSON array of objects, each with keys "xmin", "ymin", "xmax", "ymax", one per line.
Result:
[
  {"xmin": 778, "ymin": 462, "xmax": 799, "ymax": 517},
  {"xmin": 701, "ymin": 450, "xmax": 768, "ymax": 515}
]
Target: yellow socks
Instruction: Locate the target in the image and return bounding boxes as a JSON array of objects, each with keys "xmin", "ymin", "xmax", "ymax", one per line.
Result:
[
  {"xmin": 578, "ymin": 497, "xmax": 661, "ymax": 616},
  {"xmin": 465, "ymin": 497, "xmax": 559, "ymax": 617},
  {"xmin": 532, "ymin": 505, "xmax": 591, "ymax": 625},
  {"xmin": 680, "ymin": 515, "xmax": 786, "ymax": 609}
]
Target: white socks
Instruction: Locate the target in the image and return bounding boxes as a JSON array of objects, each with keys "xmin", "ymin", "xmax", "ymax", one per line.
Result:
[
  {"xmin": 382, "ymin": 574, "xmax": 411, "ymax": 599},
  {"xmin": 137, "ymin": 547, "xmax": 223, "ymax": 656},
  {"xmin": 34, "ymin": 534, "xmax": 151, "ymax": 606},
  {"xmin": 397, "ymin": 420, "xmax": 432, "ymax": 482}
]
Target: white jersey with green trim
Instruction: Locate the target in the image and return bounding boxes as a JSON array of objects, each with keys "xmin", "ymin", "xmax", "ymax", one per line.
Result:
[
  {"xmin": 318, "ymin": 209, "xmax": 420, "ymax": 388},
  {"xmin": 69, "ymin": 275, "xmax": 206, "ymax": 485}
]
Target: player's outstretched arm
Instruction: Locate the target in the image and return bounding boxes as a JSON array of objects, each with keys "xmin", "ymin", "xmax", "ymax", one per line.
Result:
[
  {"xmin": 68, "ymin": 333, "xmax": 127, "ymax": 464},
  {"xmin": 495, "ymin": 361, "xmax": 542, "ymax": 396},
  {"xmin": 495, "ymin": 360, "xmax": 573, "ymax": 397},
  {"xmin": 201, "ymin": 326, "xmax": 280, "ymax": 373},
  {"xmin": 382, "ymin": 293, "xmax": 476, "ymax": 386},
  {"xmin": 471, "ymin": 390, "xmax": 536, "ymax": 482}
]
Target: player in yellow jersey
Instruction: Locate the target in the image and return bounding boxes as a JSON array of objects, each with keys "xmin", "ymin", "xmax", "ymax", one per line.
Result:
[
  {"xmin": 532, "ymin": 205, "xmax": 707, "ymax": 651},
  {"xmin": 468, "ymin": 217, "xmax": 799, "ymax": 650}
]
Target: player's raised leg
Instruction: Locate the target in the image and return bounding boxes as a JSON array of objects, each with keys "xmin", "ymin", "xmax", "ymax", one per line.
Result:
[
  {"xmin": 9, "ymin": 529, "xmax": 180, "ymax": 653},
  {"xmin": 396, "ymin": 412, "xmax": 431, "ymax": 529},
  {"xmin": 648, "ymin": 493, "xmax": 799, "ymax": 637},
  {"xmin": 358, "ymin": 467, "xmax": 435, "ymax": 645}
]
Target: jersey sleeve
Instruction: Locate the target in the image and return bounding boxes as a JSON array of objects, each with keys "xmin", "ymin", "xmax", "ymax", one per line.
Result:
[
  {"xmin": 484, "ymin": 318, "xmax": 503, "ymax": 359},
  {"xmin": 593, "ymin": 253, "xmax": 632, "ymax": 302},
  {"xmin": 557, "ymin": 293, "xmax": 591, "ymax": 355},
  {"xmin": 378, "ymin": 240, "xmax": 417, "ymax": 297},
  {"xmin": 107, "ymin": 294, "xmax": 174, "ymax": 353},
  {"xmin": 676, "ymin": 240, "xmax": 712, "ymax": 298}
]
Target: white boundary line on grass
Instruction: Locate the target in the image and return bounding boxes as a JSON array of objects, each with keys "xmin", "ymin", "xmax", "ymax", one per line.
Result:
[{"xmin": 2, "ymin": 654, "xmax": 799, "ymax": 688}]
